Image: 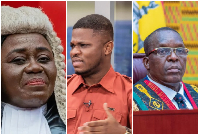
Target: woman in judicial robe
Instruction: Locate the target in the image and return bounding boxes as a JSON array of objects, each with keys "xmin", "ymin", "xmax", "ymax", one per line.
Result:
[{"xmin": 1, "ymin": 6, "xmax": 66, "ymax": 134}]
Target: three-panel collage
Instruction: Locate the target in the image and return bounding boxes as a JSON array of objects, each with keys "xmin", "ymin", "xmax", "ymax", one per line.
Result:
[{"xmin": 1, "ymin": 1, "xmax": 198, "ymax": 134}]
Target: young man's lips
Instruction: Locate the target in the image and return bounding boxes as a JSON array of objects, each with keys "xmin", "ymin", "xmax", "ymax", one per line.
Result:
[
  {"xmin": 25, "ymin": 78, "xmax": 46, "ymax": 85},
  {"xmin": 72, "ymin": 59, "xmax": 83, "ymax": 67}
]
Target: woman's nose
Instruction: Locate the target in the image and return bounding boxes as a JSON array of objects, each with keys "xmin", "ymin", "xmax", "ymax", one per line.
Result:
[{"xmin": 24, "ymin": 59, "xmax": 43, "ymax": 74}]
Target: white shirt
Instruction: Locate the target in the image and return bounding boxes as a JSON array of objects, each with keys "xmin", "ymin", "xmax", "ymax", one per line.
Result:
[
  {"xmin": 147, "ymin": 75, "xmax": 193, "ymax": 109},
  {"xmin": 1, "ymin": 102, "xmax": 51, "ymax": 134}
]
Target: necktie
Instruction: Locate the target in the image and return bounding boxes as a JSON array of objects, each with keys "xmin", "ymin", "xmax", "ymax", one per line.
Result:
[{"xmin": 173, "ymin": 93, "xmax": 188, "ymax": 109}]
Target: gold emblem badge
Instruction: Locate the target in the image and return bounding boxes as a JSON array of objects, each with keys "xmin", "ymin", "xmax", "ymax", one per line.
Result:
[
  {"xmin": 149, "ymin": 97, "xmax": 163, "ymax": 110},
  {"xmin": 191, "ymin": 85, "xmax": 198, "ymax": 93},
  {"xmin": 135, "ymin": 84, "xmax": 151, "ymax": 98},
  {"xmin": 135, "ymin": 84, "xmax": 164, "ymax": 110}
]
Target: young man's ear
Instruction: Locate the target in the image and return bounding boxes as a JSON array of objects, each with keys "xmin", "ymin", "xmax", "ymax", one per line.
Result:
[
  {"xmin": 104, "ymin": 41, "xmax": 113, "ymax": 56},
  {"xmin": 143, "ymin": 56, "xmax": 150, "ymax": 70}
]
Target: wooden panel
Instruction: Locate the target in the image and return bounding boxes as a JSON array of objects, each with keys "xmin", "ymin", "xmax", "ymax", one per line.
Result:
[{"xmin": 133, "ymin": 109, "xmax": 198, "ymax": 134}]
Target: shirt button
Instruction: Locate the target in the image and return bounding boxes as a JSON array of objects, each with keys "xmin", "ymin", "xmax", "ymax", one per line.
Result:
[{"xmin": 88, "ymin": 89, "xmax": 92, "ymax": 93}]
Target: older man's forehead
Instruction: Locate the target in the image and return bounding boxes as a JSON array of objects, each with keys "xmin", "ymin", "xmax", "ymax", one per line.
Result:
[
  {"xmin": 154, "ymin": 30, "xmax": 183, "ymax": 45},
  {"xmin": 157, "ymin": 30, "xmax": 182, "ymax": 40}
]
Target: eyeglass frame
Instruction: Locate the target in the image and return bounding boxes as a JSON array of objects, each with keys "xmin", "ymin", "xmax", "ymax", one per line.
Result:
[{"xmin": 148, "ymin": 47, "xmax": 189, "ymax": 56}]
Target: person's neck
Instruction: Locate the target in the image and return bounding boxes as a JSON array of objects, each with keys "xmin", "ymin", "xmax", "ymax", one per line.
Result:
[
  {"xmin": 147, "ymin": 74, "xmax": 181, "ymax": 92},
  {"xmin": 82, "ymin": 65, "xmax": 111, "ymax": 86},
  {"xmin": 1, "ymin": 101, "xmax": 47, "ymax": 114}
]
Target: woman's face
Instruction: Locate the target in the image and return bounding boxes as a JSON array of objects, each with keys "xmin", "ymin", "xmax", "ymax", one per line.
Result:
[{"xmin": 1, "ymin": 33, "xmax": 57, "ymax": 108}]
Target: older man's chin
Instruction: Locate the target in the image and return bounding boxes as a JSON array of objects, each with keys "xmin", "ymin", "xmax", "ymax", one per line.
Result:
[{"xmin": 165, "ymin": 75, "xmax": 183, "ymax": 83}]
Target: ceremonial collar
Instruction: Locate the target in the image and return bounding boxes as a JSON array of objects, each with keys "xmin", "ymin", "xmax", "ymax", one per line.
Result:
[{"xmin": 147, "ymin": 75, "xmax": 182, "ymax": 101}]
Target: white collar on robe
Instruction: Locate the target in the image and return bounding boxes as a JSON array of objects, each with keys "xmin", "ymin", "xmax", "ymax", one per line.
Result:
[{"xmin": 1, "ymin": 102, "xmax": 51, "ymax": 134}]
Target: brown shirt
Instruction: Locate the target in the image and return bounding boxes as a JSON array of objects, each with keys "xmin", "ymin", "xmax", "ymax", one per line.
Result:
[{"xmin": 67, "ymin": 66, "xmax": 132, "ymax": 134}]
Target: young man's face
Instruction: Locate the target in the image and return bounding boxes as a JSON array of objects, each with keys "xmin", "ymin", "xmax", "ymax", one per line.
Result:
[{"xmin": 70, "ymin": 28, "xmax": 106, "ymax": 76}]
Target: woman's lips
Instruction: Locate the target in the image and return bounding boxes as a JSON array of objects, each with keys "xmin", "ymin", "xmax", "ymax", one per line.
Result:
[{"xmin": 25, "ymin": 78, "xmax": 46, "ymax": 86}]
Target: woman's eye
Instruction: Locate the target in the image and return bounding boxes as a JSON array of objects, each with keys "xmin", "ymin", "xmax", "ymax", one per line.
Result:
[
  {"xmin": 11, "ymin": 57, "xmax": 26, "ymax": 65},
  {"xmin": 38, "ymin": 56, "xmax": 50, "ymax": 63}
]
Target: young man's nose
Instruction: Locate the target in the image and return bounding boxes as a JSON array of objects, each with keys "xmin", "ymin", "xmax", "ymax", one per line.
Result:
[{"xmin": 70, "ymin": 46, "xmax": 81, "ymax": 58}]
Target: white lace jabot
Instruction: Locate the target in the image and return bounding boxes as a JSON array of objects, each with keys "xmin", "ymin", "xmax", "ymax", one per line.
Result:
[{"xmin": 1, "ymin": 102, "xmax": 51, "ymax": 134}]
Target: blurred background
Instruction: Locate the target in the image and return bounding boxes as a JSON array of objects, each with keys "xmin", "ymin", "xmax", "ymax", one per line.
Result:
[
  {"xmin": 133, "ymin": 1, "xmax": 198, "ymax": 86},
  {"xmin": 1, "ymin": 1, "xmax": 66, "ymax": 62},
  {"xmin": 67, "ymin": 1, "xmax": 132, "ymax": 77}
]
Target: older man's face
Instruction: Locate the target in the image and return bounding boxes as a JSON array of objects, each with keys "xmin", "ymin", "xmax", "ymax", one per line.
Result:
[
  {"xmin": 147, "ymin": 30, "xmax": 187, "ymax": 84},
  {"xmin": 1, "ymin": 33, "xmax": 57, "ymax": 108}
]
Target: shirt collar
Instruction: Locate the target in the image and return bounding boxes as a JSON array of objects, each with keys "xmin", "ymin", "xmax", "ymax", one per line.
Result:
[
  {"xmin": 69, "ymin": 66, "xmax": 116, "ymax": 94},
  {"xmin": 147, "ymin": 75, "xmax": 182, "ymax": 101},
  {"xmin": 177, "ymin": 83, "xmax": 184, "ymax": 96},
  {"xmin": 68, "ymin": 75, "xmax": 85, "ymax": 95},
  {"xmin": 99, "ymin": 66, "xmax": 116, "ymax": 93}
]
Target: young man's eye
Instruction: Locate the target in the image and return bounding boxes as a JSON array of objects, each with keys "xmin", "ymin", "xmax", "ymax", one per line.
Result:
[
  {"xmin": 80, "ymin": 44, "xmax": 89, "ymax": 47},
  {"xmin": 80, "ymin": 44, "xmax": 85, "ymax": 46},
  {"xmin": 11, "ymin": 57, "xmax": 26, "ymax": 65},
  {"xmin": 70, "ymin": 44, "xmax": 75, "ymax": 48}
]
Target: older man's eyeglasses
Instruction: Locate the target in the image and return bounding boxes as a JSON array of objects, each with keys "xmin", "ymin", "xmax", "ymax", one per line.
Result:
[{"xmin": 148, "ymin": 47, "xmax": 189, "ymax": 56}]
